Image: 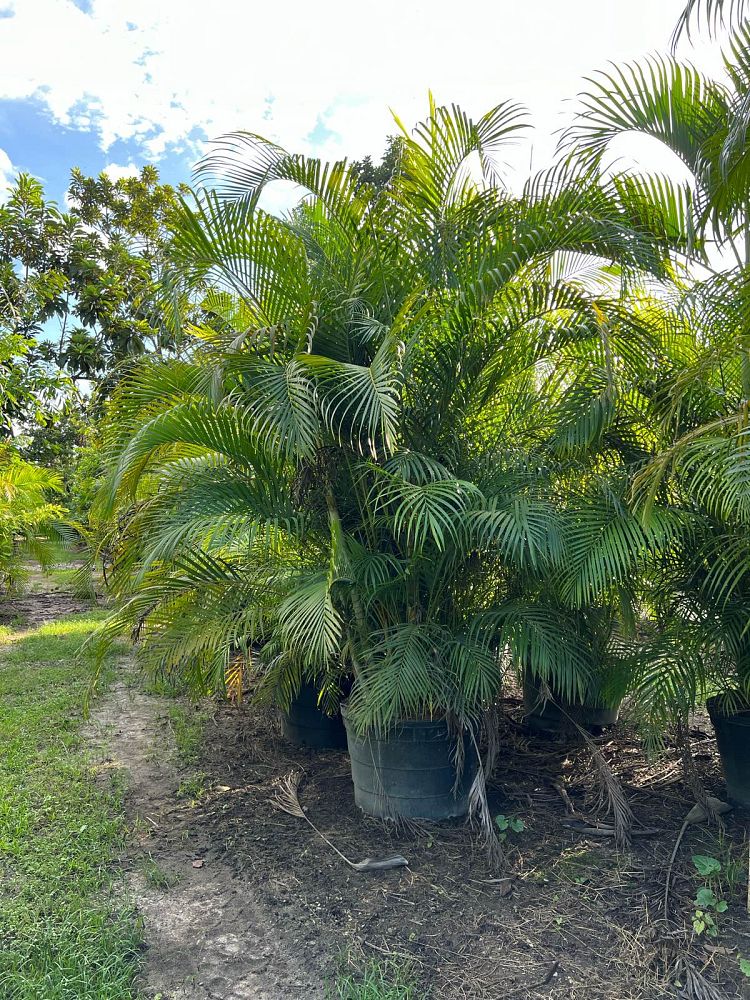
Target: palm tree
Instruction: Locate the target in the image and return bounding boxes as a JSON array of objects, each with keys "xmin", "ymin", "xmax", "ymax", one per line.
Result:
[
  {"xmin": 563, "ymin": 21, "xmax": 750, "ymax": 727},
  {"xmin": 0, "ymin": 449, "xmax": 64, "ymax": 591},
  {"xmin": 675, "ymin": 0, "xmax": 750, "ymax": 41},
  {"xmin": 95, "ymin": 100, "xmax": 677, "ymax": 751}
]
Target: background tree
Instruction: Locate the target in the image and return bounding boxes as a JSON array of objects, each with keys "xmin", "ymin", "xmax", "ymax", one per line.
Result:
[
  {"xmin": 0, "ymin": 329, "xmax": 64, "ymax": 439},
  {"xmin": 350, "ymin": 136, "xmax": 403, "ymax": 190},
  {"xmin": 0, "ymin": 445, "xmax": 64, "ymax": 591},
  {"xmin": 0, "ymin": 166, "xmax": 189, "ymax": 394},
  {"xmin": 0, "ymin": 166, "xmax": 194, "ymax": 487}
]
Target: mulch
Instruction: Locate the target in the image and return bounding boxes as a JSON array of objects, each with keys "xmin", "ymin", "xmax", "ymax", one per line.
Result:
[{"xmin": 180, "ymin": 696, "xmax": 750, "ymax": 1000}]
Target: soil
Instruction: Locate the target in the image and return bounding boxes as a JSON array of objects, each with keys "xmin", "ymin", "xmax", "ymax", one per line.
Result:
[
  {"xmin": 185, "ymin": 699, "xmax": 750, "ymax": 1000},
  {"xmin": 10, "ymin": 586, "xmax": 750, "ymax": 999},
  {"xmin": 86, "ymin": 680, "xmax": 324, "ymax": 1000},
  {"xmin": 0, "ymin": 589, "xmax": 91, "ymax": 628}
]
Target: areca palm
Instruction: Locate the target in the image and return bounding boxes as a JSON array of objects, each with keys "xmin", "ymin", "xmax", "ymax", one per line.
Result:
[
  {"xmin": 0, "ymin": 449, "xmax": 64, "ymax": 591},
  {"xmin": 675, "ymin": 0, "xmax": 750, "ymax": 40},
  {"xmin": 565, "ymin": 20, "xmax": 750, "ymax": 720},
  {"xmin": 95, "ymin": 100, "xmax": 676, "ymax": 741}
]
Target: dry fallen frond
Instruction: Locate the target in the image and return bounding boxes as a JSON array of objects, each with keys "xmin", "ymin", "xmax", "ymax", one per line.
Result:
[
  {"xmin": 225, "ymin": 653, "xmax": 247, "ymax": 705},
  {"xmin": 270, "ymin": 769, "xmax": 306, "ymax": 819},
  {"xmin": 677, "ymin": 957, "xmax": 726, "ymax": 1000},
  {"xmin": 269, "ymin": 770, "xmax": 408, "ymax": 873},
  {"xmin": 467, "ymin": 728, "xmax": 505, "ymax": 869},
  {"xmin": 579, "ymin": 727, "xmax": 635, "ymax": 848},
  {"xmin": 592, "ymin": 743, "xmax": 635, "ymax": 848}
]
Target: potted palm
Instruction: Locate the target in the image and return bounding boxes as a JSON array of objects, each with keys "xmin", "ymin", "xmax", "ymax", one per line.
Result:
[
  {"xmin": 564, "ymin": 20, "xmax": 750, "ymax": 803},
  {"xmin": 280, "ymin": 678, "xmax": 349, "ymax": 750},
  {"xmin": 95, "ymin": 99, "xmax": 675, "ymax": 820},
  {"xmin": 641, "ymin": 512, "xmax": 750, "ymax": 807},
  {"xmin": 521, "ymin": 610, "xmax": 629, "ymax": 734},
  {"xmin": 520, "ymin": 535, "xmax": 660, "ymax": 736}
]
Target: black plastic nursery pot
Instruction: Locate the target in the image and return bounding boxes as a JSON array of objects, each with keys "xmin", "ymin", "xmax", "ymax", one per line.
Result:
[
  {"xmin": 707, "ymin": 696, "xmax": 750, "ymax": 808},
  {"xmin": 280, "ymin": 680, "xmax": 348, "ymax": 750},
  {"xmin": 341, "ymin": 706, "xmax": 478, "ymax": 821},
  {"xmin": 522, "ymin": 671, "xmax": 620, "ymax": 734}
]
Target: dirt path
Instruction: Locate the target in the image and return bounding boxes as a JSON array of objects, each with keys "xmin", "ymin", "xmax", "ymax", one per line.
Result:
[{"xmin": 87, "ymin": 679, "xmax": 324, "ymax": 1000}]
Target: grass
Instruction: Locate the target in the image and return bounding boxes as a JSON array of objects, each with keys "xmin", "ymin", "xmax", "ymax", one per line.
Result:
[
  {"xmin": 142, "ymin": 854, "xmax": 180, "ymax": 891},
  {"xmin": 176, "ymin": 771, "xmax": 209, "ymax": 804},
  {"xmin": 0, "ymin": 611, "xmax": 142, "ymax": 1000},
  {"xmin": 45, "ymin": 566, "xmax": 80, "ymax": 588},
  {"xmin": 166, "ymin": 703, "xmax": 211, "ymax": 765},
  {"xmin": 330, "ymin": 960, "xmax": 427, "ymax": 999}
]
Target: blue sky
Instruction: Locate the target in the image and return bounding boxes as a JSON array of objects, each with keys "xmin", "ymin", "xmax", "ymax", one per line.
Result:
[
  {"xmin": 0, "ymin": 0, "xmax": 719, "ymax": 205},
  {"xmin": 0, "ymin": 96, "xmax": 195, "ymax": 200}
]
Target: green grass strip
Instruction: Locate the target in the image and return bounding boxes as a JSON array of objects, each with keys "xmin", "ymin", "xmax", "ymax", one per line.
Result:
[
  {"xmin": 0, "ymin": 612, "xmax": 141, "ymax": 1000},
  {"xmin": 330, "ymin": 959, "xmax": 427, "ymax": 999}
]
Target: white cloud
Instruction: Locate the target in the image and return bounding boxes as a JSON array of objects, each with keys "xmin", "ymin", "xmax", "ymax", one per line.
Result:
[
  {"xmin": 102, "ymin": 162, "xmax": 140, "ymax": 181},
  {"xmin": 0, "ymin": 147, "xmax": 15, "ymax": 200},
  {"xmin": 0, "ymin": 0, "xmax": 726, "ymax": 179}
]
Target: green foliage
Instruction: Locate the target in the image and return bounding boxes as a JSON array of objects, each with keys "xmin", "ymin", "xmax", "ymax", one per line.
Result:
[
  {"xmin": 65, "ymin": 441, "xmax": 105, "ymax": 522},
  {"xmin": 0, "ymin": 448, "xmax": 64, "ymax": 590},
  {"xmin": 0, "ymin": 167, "xmax": 187, "ymax": 383},
  {"xmin": 494, "ymin": 814, "xmax": 526, "ymax": 842},
  {"xmin": 18, "ymin": 399, "xmax": 88, "ymax": 472},
  {"xmin": 176, "ymin": 772, "xmax": 209, "ymax": 804},
  {"xmin": 167, "ymin": 704, "xmax": 209, "ymax": 765},
  {"xmin": 94, "ymin": 97, "xmax": 677, "ymax": 742},
  {"xmin": 142, "ymin": 855, "xmax": 180, "ymax": 891},
  {"xmin": 565, "ymin": 14, "xmax": 750, "ymax": 722},
  {"xmin": 692, "ymin": 887, "xmax": 728, "ymax": 936},
  {"xmin": 330, "ymin": 960, "xmax": 426, "ymax": 1000},
  {"xmin": 690, "ymin": 853, "xmax": 730, "ymax": 938},
  {"xmin": 0, "ymin": 329, "xmax": 64, "ymax": 437},
  {"xmin": 351, "ymin": 136, "xmax": 404, "ymax": 191},
  {"xmin": 0, "ymin": 612, "xmax": 141, "ymax": 999},
  {"xmin": 691, "ymin": 854, "xmax": 722, "ymax": 877},
  {"xmin": 674, "ymin": 0, "xmax": 750, "ymax": 40}
]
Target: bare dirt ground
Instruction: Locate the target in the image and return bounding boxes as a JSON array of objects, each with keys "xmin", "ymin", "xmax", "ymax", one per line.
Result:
[
  {"xmin": 86, "ymin": 681, "xmax": 324, "ymax": 1000},
  {"xmin": 0, "ymin": 590, "xmax": 90, "ymax": 628}
]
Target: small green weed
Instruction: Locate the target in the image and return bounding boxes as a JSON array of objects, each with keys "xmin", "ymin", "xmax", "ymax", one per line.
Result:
[
  {"xmin": 142, "ymin": 854, "xmax": 180, "ymax": 890},
  {"xmin": 168, "ymin": 704, "xmax": 210, "ymax": 764},
  {"xmin": 140, "ymin": 672, "xmax": 188, "ymax": 698},
  {"xmin": 691, "ymin": 855, "xmax": 729, "ymax": 937},
  {"xmin": 177, "ymin": 772, "xmax": 209, "ymax": 804},
  {"xmin": 494, "ymin": 814, "xmax": 526, "ymax": 843},
  {"xmin": 46, "ymin": 566, "xmax": 80, "ymax": 588},
  {"xmin": 329, "ymin": 959, "xmax": 426, "ymax": 999}
]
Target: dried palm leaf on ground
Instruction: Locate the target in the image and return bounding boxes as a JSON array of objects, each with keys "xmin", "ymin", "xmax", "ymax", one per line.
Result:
[
  {"xmin": 676, "ymin": 956, "xmax": 727, "ymax": 1000},
  {"xmin": 467, "ymin": 726, "xmax": 505, "ymax": 868},
  {"xmin": 544, "ymin": 698, "xmax": 636, "ymax": 848},
  {"xmin": 589, "ymin": 738, "xmax": 636, "ymax": 848},
  {"xmin": 558, "ymin": 711, "xmax": 635, "ymax": 848},
  {"xmin": 270, "ymin": 770, "xmax": 409, "ymax": 872},
  {"xmin": 663, "ymin": 796, "xmax": 732, "ymax": 919}
]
